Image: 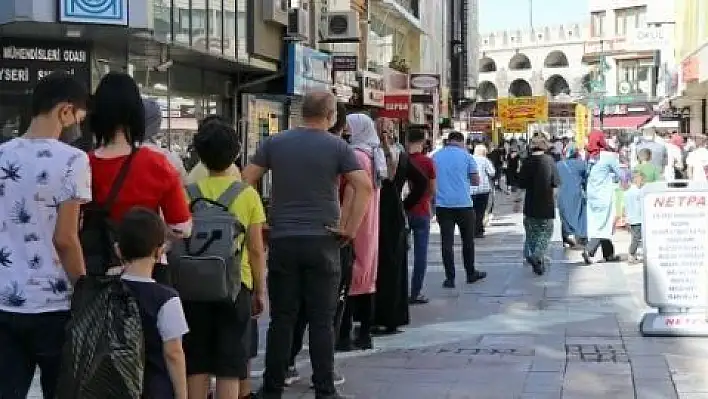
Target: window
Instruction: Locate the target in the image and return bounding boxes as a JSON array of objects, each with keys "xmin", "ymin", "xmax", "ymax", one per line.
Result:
[
  {"xmin": 591, "ymin": 11, "xmax": 605, "ymax": 37},
  {"xmin": 615, "ymin": 6, "xmax": 646, "ymax": 36},
  {"xmin": 616, "ymin": 58, "xmax": 654, "ymax": 95}
]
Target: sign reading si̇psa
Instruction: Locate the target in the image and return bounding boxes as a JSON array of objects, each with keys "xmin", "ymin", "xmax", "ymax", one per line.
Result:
[
  {"xmin": 640, "ymin": 182, "xmax": 708, "ymax": 337},
  {"xmin": 498, "ymin": 96, "xmax": 548, "ymax": 133},
  {"xmin": 58, "ymin": 0, "xmax": 129, "ymax": 25},
  {"xmin": 379, "ymin": 95, "xmax": 411, "ymax": 119}
]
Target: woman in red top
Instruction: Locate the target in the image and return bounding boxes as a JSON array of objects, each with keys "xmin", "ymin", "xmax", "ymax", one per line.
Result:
[{"xmin": 88, "ymin": 73, "xmax": 192, "ymax": 255}]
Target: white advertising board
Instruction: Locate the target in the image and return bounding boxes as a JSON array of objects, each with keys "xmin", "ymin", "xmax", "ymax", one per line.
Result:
[{"xmin": 640, "ymin": 181, "xmax": 708, "ymax": 336}]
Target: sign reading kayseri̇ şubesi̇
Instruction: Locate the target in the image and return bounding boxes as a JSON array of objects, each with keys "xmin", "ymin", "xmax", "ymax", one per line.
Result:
[
  {"xmin": 0, "ymin": 38, "xmax": 90, "ymax": 91},
  {"xmin": 497, "ymin": 96, "xmax": 548, "ymax": 132},
  {"xmin": 58, "ymin": 0, "xmax": 129, "ymax": 25},
  {"xmin": 640, "ymin": 181, "xmax": 708, "ymax": 337}
]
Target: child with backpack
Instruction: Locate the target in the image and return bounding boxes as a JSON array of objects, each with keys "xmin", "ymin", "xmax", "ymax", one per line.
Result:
[
  {"xmin": 119, "ymin": 208, "xmax": 189, "ymax": 399},
  {"xmin": 172, "ymin": 119, "xmax": 267, "ymax": 399}
]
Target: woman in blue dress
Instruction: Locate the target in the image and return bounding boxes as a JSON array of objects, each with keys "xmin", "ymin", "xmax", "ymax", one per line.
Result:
[
  {"xmin": 582, "ymin": 131, "xmax": 623, "ymax": 264},
  {"xmin": 556, "ymin": 144, "xmax": 587, "ymax": 248}
]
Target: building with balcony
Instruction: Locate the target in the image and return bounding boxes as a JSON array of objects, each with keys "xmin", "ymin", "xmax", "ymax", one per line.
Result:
[
  {"xmin": 477, "ymin": 23, "xmax": 588, "ymax": 101},
  {"xmin": 367, "ymin": 0, "xmax": 424, "ymax": 71},
  {"xmin": 671, "ymin": 0, "xmax": 708, "ymax": 134},
  {"xmin": 583, "ymin": 0, "xmax": 677, "ymax": 131}
]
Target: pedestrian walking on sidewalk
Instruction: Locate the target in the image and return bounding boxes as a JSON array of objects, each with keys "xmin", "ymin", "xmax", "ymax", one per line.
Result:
[
  {"xmin": 244, "ymin": 91, "xmax": 373, "ymax": 399},
  {"xmin": 338, "ymin": 113, "xmax": 382, "ymax": 350},
  {"xmin": 432, "ymin": 131, "xmax": 487, "ymax": 288},
  {"xmin": 0, "ymin": 72, "xmax": 91, "ymax": 399},
  {"xmin": 470, "ymin": 144, "xmax": 495, "ymax": 238},
  {"xmin": 556, "ymin": 144, "xmax": 588, "ymax": 248},
  {"xmin": 582, "ymin": 131, "xmax": 623, "ymax": 264},
  {"xmin": 518, "ymin": 136, "xmax": 560, "ymax": 275},
  {"xmin": 624, "ymin": 172, "xmax": 644, "ymax": 264}
]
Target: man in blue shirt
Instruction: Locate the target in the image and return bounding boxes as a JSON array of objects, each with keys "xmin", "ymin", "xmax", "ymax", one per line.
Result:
[{"xmin": 433, "ymin": 131, "xmax": 487, "ymax": 288}]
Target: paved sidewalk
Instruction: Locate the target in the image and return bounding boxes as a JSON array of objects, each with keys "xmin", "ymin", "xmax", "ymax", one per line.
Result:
[
  {"xmin": 28, "ymin": 193, "xmax": 708, "ymax": 398},
  {"xmin": 266, "ymin": 194, "xmax": 706, "ymax": 399}
]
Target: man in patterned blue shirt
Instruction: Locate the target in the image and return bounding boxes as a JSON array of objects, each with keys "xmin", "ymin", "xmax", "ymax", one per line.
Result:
[{"xmin": 0, "ymin": 72, "xmax": 91, "ymax": 398}]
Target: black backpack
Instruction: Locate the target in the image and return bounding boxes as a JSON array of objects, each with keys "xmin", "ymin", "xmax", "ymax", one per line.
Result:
[
  {"xmin": 80, "ymin": 149, "xmax": 137, "ymax": 275},
  {"xmin": 56, "ymin": 275, "xmax": 144, "ymax": 399}
]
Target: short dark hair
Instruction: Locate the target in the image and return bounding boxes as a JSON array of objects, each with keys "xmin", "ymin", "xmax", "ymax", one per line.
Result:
[
  {"xmin": 200, "ymin": 114, "xmax": 230, "ymax": 129},
  {"xmin": 90, "ymin": 72, "xmax": 145, "ymax": 147},
  {"xmin": 529, "ymin": 136, "xmax": 549, "ymax": 152},
  {"xmin": 302, "ymin": 91, "xmax": 336, "ymax": 119},
  {"xmin": 638, "ymin": 148, "xmax": 652, "ymax": 161},
  {"xmin": 408, "ymin": 126, "xmax": 427, "ymax": 143},
  {"xmin": 31, "ymin": 71, "xmax": 88, "ymax": 117},
  {"xmin": 447, "ymin": 131, "xmax": 465, "ymax": 143},
  {"xmin": 118, "ymin": 207, "xmax": 166, "ymax": 262},
  {"xmin": 193, "ymin": 120, "xmax": 240, "ymax": 172},
  {"xmin": 329, "ymin": 102, "xmax": 348, "ymax": 135}
]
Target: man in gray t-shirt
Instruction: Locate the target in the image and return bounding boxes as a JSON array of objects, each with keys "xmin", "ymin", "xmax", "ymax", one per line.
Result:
[{"xmin": 244, "ymin": 91, "xmax": 372, "ymax": 399}]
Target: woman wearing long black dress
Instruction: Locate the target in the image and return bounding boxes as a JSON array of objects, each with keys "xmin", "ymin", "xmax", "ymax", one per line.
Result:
[{"xmin": 372, "ymin": 137, "xmax": 427, "ymax": 335}]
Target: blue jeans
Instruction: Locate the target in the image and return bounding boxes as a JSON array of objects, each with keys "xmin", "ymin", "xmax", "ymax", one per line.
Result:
[{"xmin": 408, "ymin": 214, "xmax": 431, "ymax": 298}]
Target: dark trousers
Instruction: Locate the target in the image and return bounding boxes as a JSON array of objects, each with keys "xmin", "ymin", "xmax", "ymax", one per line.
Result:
[
  {"xmin": 471, "ymin": 193, "xmax": 490, "ymax": 235},
  {"xmin": 586, "ymin": 238, "xmax": 615, "ymax": 258},
  {"xmin": 339, "ymin": 294, "xmax": 374, "ymax": 343},
  {"xmin": 289, "ymin": 244, "xmax": 354, "ymax": 366},
  {"xmin": 436, "ymin": 207, "xmax": 476, "ymax": 281},
  {"xmin": 408, "ymin": 214, "xmax": 431, "ymax": 298},
  {"xmin": 629, "ymin": 224, "xmax": 642, "ymax": 255},
  {"xmin": 263, "ymin": 236, "xmax": 341, "ymax": 397},
  {"xmin": 0, "ymin": 310, "xmax": 69, "ymax": 399}
]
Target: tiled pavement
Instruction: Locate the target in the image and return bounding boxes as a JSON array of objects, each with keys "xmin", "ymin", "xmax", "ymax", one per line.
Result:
[{"xmin": 30, "ymin": 193, "xmax": 708, "ymax": 398}]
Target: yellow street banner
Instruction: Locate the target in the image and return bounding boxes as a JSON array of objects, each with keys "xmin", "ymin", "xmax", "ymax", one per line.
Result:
[
  {"xmin": 502, "ymin": 120, "xmax": 530, "ymax": 133},
  {"xmin": 498, "ymin": 96, "xmax": 549, "ymax": 132},
  {"xmin": 575, "ymin": 104, "xmax": 588, "ymax": 148}
]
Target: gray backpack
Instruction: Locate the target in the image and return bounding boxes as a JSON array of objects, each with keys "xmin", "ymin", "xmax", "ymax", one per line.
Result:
[{"xmin": 169, "ymin": 181, "xmax": 247, "ymax": 303}]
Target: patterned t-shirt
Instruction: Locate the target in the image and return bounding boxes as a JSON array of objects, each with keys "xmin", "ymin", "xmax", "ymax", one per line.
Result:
[{"xmin": 0, "ymin": 138, "xmax": 91, "ymax": 314}]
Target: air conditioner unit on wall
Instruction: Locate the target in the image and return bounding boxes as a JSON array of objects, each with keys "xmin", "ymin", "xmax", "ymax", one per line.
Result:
[
  {"xmin": 264, "ymin": 0, "xmax": 289, "ymax": 26},
  {"xmin": 287, "ymin": 8, "xmax": 310, "ymax": 41},
  {"xmin": 321, "ymin": 11, "xmax": 360, "ymax": 43}
]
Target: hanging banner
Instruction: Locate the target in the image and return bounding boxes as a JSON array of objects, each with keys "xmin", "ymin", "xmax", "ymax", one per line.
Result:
[
  {"xmin": 575, "ymin": 103, "xmax": 589, "ymax": 148},
  {"xmin": 498, "ymin": 96, "xmax": 548, "ymax": 132}
]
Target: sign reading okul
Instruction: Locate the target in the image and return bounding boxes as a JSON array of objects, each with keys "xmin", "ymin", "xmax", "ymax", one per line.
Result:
[
  {"xmin": 628, "ymin": 26, "xmax": 672, "ymax": 51},
  {"xmin": 497, "ymin": 96, "xmax": 548, "ymax": 133},
  {"xmin": 640, "ymin": 182, "xmax": 708, "ymax": 337}
]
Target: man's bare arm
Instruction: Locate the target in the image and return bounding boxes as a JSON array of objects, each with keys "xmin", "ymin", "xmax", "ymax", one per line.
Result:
[
  {"xmin": 341, "ymin": 170, "xmax": 374, "ymax": 236},
  {"xmin": 242, "ymin": 164, "xmax": 267, "ymax": 186},
  {"xmin": 340, "ymin": 184, "xmax": 355, "ymax": 231}
]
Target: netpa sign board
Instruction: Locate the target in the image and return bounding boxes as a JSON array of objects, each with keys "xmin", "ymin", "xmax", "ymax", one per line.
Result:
[{"xmin": 640, "ymin": 181, "xmax": 708, "ymax": 337}]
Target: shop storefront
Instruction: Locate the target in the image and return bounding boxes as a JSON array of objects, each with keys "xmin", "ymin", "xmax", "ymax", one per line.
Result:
[
  {"xmin": 528, "ymin": 102, "xmax": 577, "ymax": 138},
  {"xmin": 0, "ymin": 38, "xmax": 91, "ymax": 138}
]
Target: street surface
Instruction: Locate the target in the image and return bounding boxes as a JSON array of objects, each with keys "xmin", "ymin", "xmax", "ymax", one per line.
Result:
[{"xmin": 30, "ymin": 194, "xmax": 708, "ymax": 398}]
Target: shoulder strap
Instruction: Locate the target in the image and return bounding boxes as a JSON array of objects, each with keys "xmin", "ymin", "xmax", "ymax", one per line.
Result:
[
  {"xmin": 185, "ymin": 183, "xmax": 203, "ymax": 202},
  {"xmin": 216, "ymin": 181, "xmax": 248, "ymax": 208},
  {"xmin": 103, "ymin": 148, "xmax": 138, "ymax": 211}
]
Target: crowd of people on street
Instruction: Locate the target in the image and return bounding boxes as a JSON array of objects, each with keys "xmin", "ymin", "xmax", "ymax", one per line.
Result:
[
  {"xmin": 2, "ymin": 69, "xmax": 703, "ymax": 399},
  {"xmin": 0, "ymin": 72, "xmax": 494, "ymax": 399}
]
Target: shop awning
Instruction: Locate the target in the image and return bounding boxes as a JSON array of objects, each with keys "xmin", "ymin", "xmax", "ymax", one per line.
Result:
[
  {"xmin": 640, "ymin": 116, "xmax": 680, "ymax": 130},
  {"xmin": 593, "ymin": 115, "xmax": 652, "ymax": 129}
]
